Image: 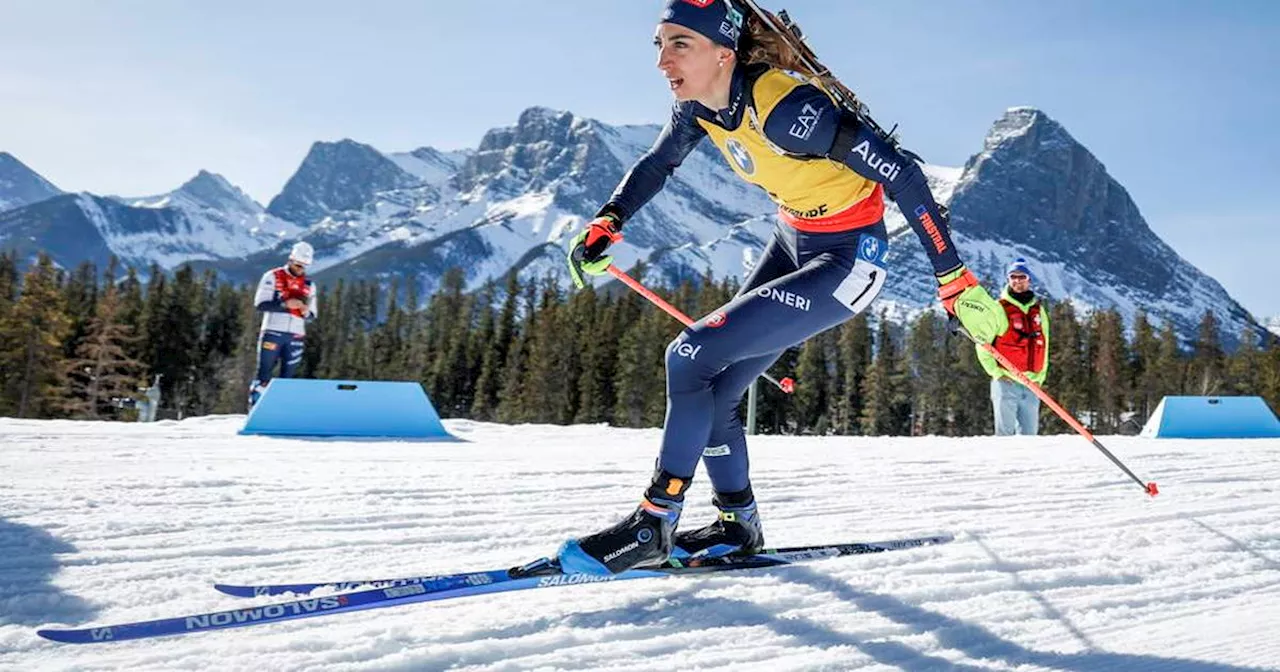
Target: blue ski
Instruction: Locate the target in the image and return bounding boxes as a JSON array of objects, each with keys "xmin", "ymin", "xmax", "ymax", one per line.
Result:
[
  {"xmin": 37, "ymin": 534, "xmax": 951, "ymax": 644},
  {"xmin": 214, "ymin": 535, "xmax": 951, "ymax": 598}
]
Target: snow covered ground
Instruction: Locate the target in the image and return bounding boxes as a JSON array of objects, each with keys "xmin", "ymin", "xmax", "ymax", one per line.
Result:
[{"xmin": 2, "ymin": 416, "xmax": 1279, "ymax": 671}]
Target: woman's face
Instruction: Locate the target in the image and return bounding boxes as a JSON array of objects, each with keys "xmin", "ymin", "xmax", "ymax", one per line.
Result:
[{"xmin": 654, "ymin": 23, "xmax": 731, "ymax": 102}]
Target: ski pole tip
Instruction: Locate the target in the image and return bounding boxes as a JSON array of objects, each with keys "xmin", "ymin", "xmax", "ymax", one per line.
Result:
[{"xmin": 1146, "ymin": 482, "xmax": 1159, "ymax": 497}]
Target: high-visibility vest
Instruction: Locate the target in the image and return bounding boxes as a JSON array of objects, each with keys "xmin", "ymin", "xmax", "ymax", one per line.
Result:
[{"xmin": 993, "ymin": 299, "xmax": 1045, "ymax": 375}]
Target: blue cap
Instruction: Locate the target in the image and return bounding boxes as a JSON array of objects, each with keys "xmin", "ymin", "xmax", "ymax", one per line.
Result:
[
  {"xmin": 660, "ymin": 0, "xmax": 745, "ymax": 51},
  {"xmin": 1007, "ymin": 257, "xmax": 1034, "ymax": 283}
]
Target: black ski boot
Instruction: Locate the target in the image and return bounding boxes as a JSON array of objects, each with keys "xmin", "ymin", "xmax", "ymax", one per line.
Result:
[
  {"xmin": 557, "ymin": 470, "xmax": 690, "ymax": 575},
  {"xmin": 673, "ymin": 487, "xmax": 764, "ymax": 559}
]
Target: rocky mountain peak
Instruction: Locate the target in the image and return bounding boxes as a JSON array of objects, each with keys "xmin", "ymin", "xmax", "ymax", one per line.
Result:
[
  {"xmin": 176, "ymin": 170, "xmax": 257, "ymax": 212},
  {"xmin": 0, "ymin": 152, "xmax": 63, "ymax": 212},
  {"xmin": 266, "ymin": 139, "xmax": 423, "ymax": 225}
]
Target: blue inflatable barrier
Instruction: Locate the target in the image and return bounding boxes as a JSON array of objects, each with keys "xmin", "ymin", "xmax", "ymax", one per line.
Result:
[
  {"xmin": 1140, "ymin": 395, "xmax": 1280, "ymax": 439},
  {"xmin": 240, "ymin": 379, "xmax": 456, "ymax": 440}
]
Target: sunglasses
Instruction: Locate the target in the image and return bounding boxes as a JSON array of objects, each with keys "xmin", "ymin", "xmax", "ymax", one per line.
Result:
[{"xmin": 1008, "ymin": 274, "xmax": 1029, "ymax": 281}]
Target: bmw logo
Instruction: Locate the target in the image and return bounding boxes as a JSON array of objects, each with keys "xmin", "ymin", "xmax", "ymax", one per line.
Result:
[
  {"xmin": 726, "ymin": 138, "xmax": 755, "ymax": 175},
  {"xmin": 637, "ymin": 528, "xmax": 653, "ymax": 544},
  {"xmin": 859, "ymin": 236, "xmax": 882, "ymax": 262}
]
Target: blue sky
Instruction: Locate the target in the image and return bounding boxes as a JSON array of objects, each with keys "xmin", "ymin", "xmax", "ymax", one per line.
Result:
[{"xmin": 1, "ymin": 1, "xmax": 1277, "ymax": 319}]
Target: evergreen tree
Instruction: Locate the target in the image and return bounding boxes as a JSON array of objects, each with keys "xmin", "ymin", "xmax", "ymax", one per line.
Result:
[
  {"xmin": 116, "ymin": 264, "xmax": 145, "ymax": 361},
  {"xmin": 402, "ymin": 278, "xmax": 429, "ymax": 380},
  {"xmin": 1154, "ymin": 318, "xmax": 1186, "ymax": 398},
  {"xmin": 793, "ymin": 331, "xmax": 832, "ymax": 434},
  {"xmin": 859, "ymin": 312, "xmax": 910, "ymax": 436},
  {"xmin": 60, "ymin": 261, "xmax": 99, "ymax": 362},
  {"xmin": 831, "ymin": 313, "xmax": 872, "ymax": 434},
  {"xmin": 1130, "ymin": 311, "xmax": 1161, "ymax": 421},
  {"xmin": 1088, "ymin": 308, "xmax": 1129, "ymax": 433},
  {"xmin": 312, "ymin": 278, "xmax": 346, "ymax": 381},
  {"xmin": 755, "ymin": 346, "xmax": 799, "ymax": 435},
  {"xmin": 572, "ymin": 286, "xmax": 618, "ymax": 424},
  {"xmin": 424, "ymin": 268, "xmax": 471, "ymax": 414},
  {"xmin": 612, "ymin": 273, "xmax": 671, "ymax": 428},
  {"xmin": 464, "ymin": 282, "xmax": 497, "ymax": 409},
  {"xmin": 0, "ymin": 255, "xmax": 72, "ymax": 417},
  {"xmin": 156, "ymin": 265, "xmax": 205, "ymax": 418},
  {"xmin": 495, "ymin": 280, "xmax": 540, "ymax": 423},
  {"xmin": 472, "ymin": 274, "xmax": 520, "ymax": 421},
  {"xmin": 188, "ymin": 277, "xmax": 244, "ymax": 415},
  {"xmin": 1188, "ymin": 310, "xmax": 1225, "ymax": 395},
  {"xmin": 372, "ymin": 277, "xmax": 410, "ymax": 379},
  {"xmin": 1259, "ymin": 336, "xmax": 1280, "ymax": 415},
  {"xmin": 0, "ymin": 252, "xmax": 18, "ymax": 406},
  {"xmin": 0, "ymin": 251, "xmax": 18, "ymax": 306},
  {"xmin": 520, "ymin": 277, "xmax": 575, "ymax": 424},
  {"xmin": 64, "ymin": 261, "xmax": 143, "ymax": 418},
  {"xmin": 215, "ymin": 283, "xmax": 260, "ymax": 413},
  {"xmin": 1225, "ymin": 325, "xmax": 1263, "ymax": 396},
  {"xmin": 1044, "ymin": 300, "xmax": 1086, "ymax": 432},
  {"xmin": 906, "ymin": 310, "xmax": 948, "ymax": 436},
  {"xmin": 942, "ymin": 331, "xmax": 992, "ymax": 435},
  {"xmin": 138, "ymin": 263, "xmax": 170, "ymax": 392}
]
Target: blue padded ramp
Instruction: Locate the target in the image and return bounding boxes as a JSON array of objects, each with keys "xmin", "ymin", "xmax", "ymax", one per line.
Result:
[
  {"xmin": 1140, "ymin": 395, "xmax": 1280, "ymax": 439},
  {"xmin": 240, "ymin": 379, "xmax": 455, "ymax": 440}
]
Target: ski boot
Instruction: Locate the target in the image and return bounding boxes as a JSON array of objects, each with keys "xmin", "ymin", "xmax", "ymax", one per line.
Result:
[
  {"xmin": 673, "ymin": 487, "xmax": 764, "ymax": 560},
  {"xmin": 557, "ymin": 470, "xmax": 690, "ymax": 575},
  {"xmin": 247, "ymin": 380, "xmax": 266, "ymax": 408}
]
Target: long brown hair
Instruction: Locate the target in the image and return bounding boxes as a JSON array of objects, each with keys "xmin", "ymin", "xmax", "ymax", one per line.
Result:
[{"xmin": 738, "ymin": 10, "xmax": 844, "ymax": 95}]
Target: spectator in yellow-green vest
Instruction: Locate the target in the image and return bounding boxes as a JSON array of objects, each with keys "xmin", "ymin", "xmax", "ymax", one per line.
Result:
[{"xmin": 978, "ymin": 258, "xmax": 1049, "ymax": 435}]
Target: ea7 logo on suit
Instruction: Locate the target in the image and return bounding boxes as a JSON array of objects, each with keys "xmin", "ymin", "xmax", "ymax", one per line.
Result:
[{"xmin": 789, "ymin": 103, "xmax": 822, "ymax": 141}]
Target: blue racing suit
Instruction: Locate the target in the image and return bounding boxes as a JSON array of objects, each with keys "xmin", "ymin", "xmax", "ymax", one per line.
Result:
[{"xmin": 598, "ymin": 63, "xmax": 965, "ymax": 495}]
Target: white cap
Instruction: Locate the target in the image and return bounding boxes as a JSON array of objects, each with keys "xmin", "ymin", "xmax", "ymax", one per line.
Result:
[{"xmin": 289, "ymin": 241, "xmax": 314, "ymax": 266}]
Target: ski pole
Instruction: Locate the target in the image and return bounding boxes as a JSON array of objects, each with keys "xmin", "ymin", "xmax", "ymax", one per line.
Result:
[
  {"xmin": 953, "ymin": 320, "xmax": 1157, "ymax": 497},
  {"xmin": 606, "ymin": 264, "xmax": 794, "ymax": 394}
]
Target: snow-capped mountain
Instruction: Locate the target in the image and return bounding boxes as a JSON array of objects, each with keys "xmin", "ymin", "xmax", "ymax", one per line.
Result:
[
  {"xmin": 252, "ymin": 140, "xmax": 471, "ymax": 274},
  {"xmin": 0, "ymin": 152, "xmax": 62, "ymax": 212},
  {"xmin": 1265, "ymin": 316, "xmax": 1280, "ymax": 339},
  {"xmin": 941, "ymin": 107, "xmax": 1260, "ymax": 346},
  {"xmin": 266, "ymin": 139, "xmax": 429, "ymax": 228},
  {"xmin": 0, "ymin": 169, "xmax": 300, "ymax": 272},
  {"xmin": 112, "ymin": 170, "xmax": 303, "ymax": 262},
  {"xmin": 0, "ymin": 107, "xmax": 1267, "ymax": 346},
  {"xmin": 304, "ymin": 107, "xmax": 777, "ymax": 296}
]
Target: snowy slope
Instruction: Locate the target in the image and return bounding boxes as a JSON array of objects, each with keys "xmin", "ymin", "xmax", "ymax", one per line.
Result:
[{"xmin": 2, "ymin": 417, "xmax": 1278, "ymax": 670}]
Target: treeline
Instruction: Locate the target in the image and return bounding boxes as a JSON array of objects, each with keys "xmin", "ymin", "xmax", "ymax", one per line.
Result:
[{"xmin": 2, "ymin": 252, "xmax": 1278, "ymax": 435}]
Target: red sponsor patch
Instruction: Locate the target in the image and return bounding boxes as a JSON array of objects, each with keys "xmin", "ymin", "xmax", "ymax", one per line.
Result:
[
  {"xmin": 682, "ymin": 0, "xmax": 716, "ymax": 7},
  {"xmin": 706, "ymin": 311, "xmax": 727, "ymax": 328}
]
